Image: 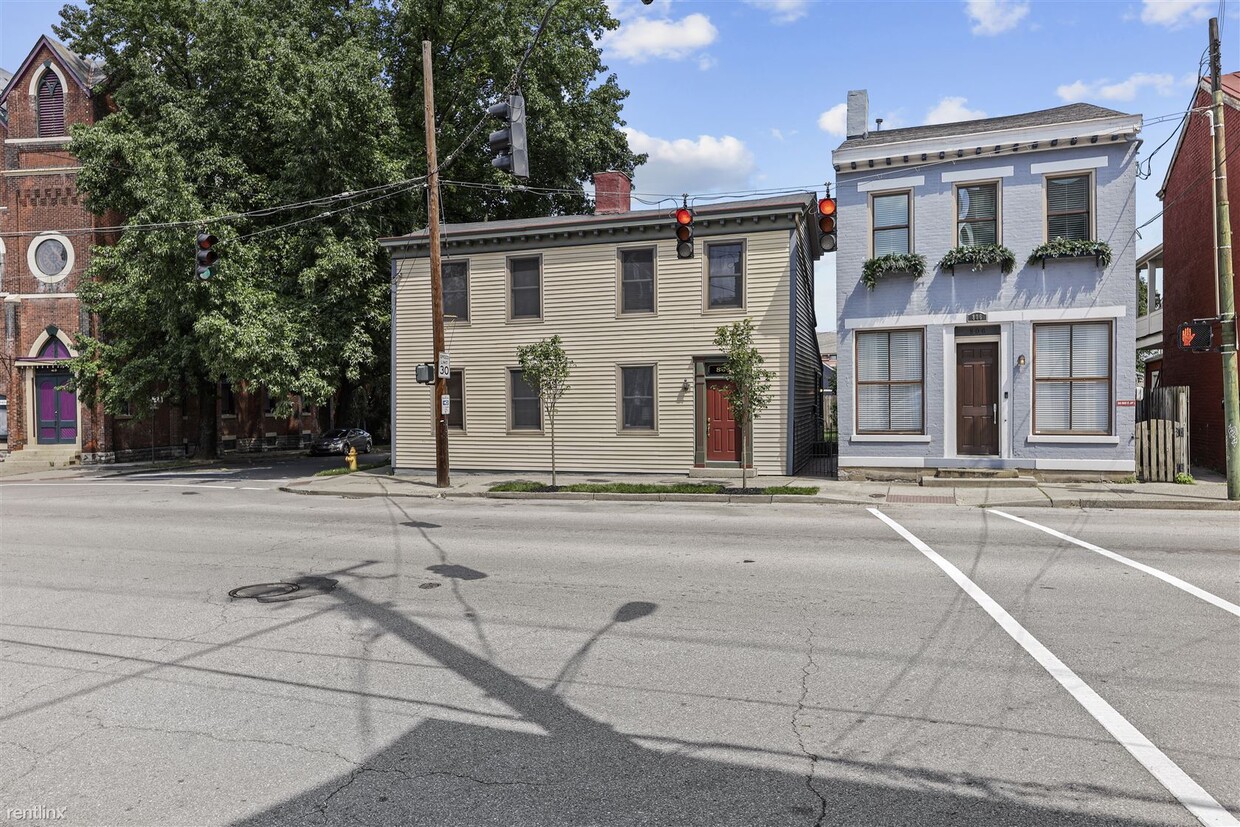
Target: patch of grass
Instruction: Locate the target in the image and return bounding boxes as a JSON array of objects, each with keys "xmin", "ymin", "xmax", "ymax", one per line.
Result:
[
  {"xmin": 1117, "ymin": 474, "xmax": 1138, "ymax": 484},
  {"xmin": 1174, "ymin": 472, "xmax": 1195, "ymax": 485},
  {"xmin": 764, "ymin": 485, "xmax": 819, "ymax": 495},
  {"xmin": 315, "ymin": 462, "xmax": 388, "ymax": 477},
  {"xmin": 489, "ymin": 480, "xmax": 546, "ymax": 492}
]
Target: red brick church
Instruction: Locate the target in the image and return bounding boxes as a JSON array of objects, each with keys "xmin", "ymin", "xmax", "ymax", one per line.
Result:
[{"xmin": 1, "ymin": 36, "xmax": 320, "ymax": 469}]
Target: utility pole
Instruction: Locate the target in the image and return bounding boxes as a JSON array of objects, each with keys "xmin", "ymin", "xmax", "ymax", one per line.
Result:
[
  {"xmin": 422, "ymin": 40, "xmax": 450, "ymax": 488},
  {"xmin": 1208, "ymin": 18, "xmax": 1239, "ymax": 500}
]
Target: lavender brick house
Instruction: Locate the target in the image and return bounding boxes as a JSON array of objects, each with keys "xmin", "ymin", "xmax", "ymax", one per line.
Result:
[{"xmin": 833, "ymin": 91, "xmax": 1142, "ymax": 476}]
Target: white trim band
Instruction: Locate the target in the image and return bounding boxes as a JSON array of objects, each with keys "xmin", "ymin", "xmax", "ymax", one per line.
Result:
[
  {"xmin": 941, "ymin": 166, "xmax": 1014, "ymax": 183},
  {"xmin": 839, "ymin": 456, "xmax": 927, "ymax": 468},
  {"xmin": 845, "ymin": 305, "xmax": 1127, "ymax": 330},
  {"xmin": 1026, "ymin": 435, "xmax": 1121, "ymax": 445},
  {"xmin": 857, "ymin": 175, "xmax": 924, "ymax": 193},
  {"xmin": 1030, "ymin": 156, "xmax": 1109, "ymax": 175},
  {"xmin": 849, "ymin": 434, "xmax": 932, "ymax": 443}
]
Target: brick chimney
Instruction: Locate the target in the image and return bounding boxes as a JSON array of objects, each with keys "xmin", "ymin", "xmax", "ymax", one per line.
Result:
[
  {"xmin": 846, "ymin": 89, "xmax": 869, "ymax": 139},
  {"xmin": 593, "ymin": 171, "xmax": 632, "ymax": 215}
]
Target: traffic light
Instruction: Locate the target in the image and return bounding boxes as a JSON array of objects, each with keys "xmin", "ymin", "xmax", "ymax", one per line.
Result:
[
  {"xmin": 487, "ymin": 91, "xmax": 529, "ymax": 178},
  {"xmin": 195, "ymin": 232, "xmax": 219, "ymax": 280},
  {"xmin": 817, "ymin": 196, "xmax": 837, "ymax": 253},
  {"xmin": 1178, "ymin": 320, "xmax": 1214, "ymax": 352},
  {"xmin": 675, "ymin": 206, "xmax": 694, "ymax": 259}
]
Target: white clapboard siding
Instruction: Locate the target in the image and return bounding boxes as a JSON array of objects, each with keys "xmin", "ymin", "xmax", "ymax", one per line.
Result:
[{"xmin": 393, "ymin": 230, "xmax": 793, "ymax": 475}]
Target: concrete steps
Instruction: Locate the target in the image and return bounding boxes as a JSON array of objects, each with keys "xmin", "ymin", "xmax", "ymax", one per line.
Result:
[
  {"xmin": 921, "ymin": 469, "xmax": 1038, "ymax": 488},
  {"xmin": 0, "ymin": 448, "xmax": 81, "ymax": 475}
]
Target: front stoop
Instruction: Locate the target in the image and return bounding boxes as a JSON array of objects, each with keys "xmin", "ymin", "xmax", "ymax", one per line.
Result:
[
  {"xmin": 921, "ymin": 469, "xmax": 1038, "ymax": 488},
  {"xmin": 0, "ymin": 447, "xmax": 81, "ymax": 475}
]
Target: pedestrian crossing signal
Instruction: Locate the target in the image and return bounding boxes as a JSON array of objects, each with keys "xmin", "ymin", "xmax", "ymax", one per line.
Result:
[{"xmin": 1178, "ymin": 320, "xmax": 1213, "ymax": 351}]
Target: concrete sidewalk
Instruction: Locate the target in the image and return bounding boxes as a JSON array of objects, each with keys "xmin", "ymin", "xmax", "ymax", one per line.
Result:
[{"xmin": 278, "ymin": 466, "xmax": 1240, "ymax": 510}]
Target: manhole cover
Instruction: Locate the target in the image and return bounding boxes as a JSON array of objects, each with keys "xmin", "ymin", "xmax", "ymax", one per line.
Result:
[
  {"xmin": 418, "ymin": 582, "xmax": 442, "ymax": 590},
  {"xmin": 230, "ymin": 583, "xmax": 301, "ymax": 599}
]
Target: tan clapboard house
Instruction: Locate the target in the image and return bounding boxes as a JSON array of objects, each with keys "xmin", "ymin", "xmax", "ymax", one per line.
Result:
[{"xmin": 382, "ymin": 173, "xmax": 827, "ymax": 477}]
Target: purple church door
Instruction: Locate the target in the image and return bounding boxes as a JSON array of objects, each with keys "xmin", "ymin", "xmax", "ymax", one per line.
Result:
[{"xmin": 36, "ymin": 372, "xmax": 77, "ymax": 444}]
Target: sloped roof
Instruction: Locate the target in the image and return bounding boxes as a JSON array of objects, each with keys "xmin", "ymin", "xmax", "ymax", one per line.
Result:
[
  {"xmin": 1156, "ymin": 73, "xmax": 1239, "ymax": 199},
  {"xmin": 0, "ymin": 35, "xmax": 104, "ymax": 105},
  {"xmin": 837, "ymin": 103, "xmax": 1131, "ymax": 151},
  {"xmin": 816, "ymin": 330, "xmax": 837, "ymax": 357}
]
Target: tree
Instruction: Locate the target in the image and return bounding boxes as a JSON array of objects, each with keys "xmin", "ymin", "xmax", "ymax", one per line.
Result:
[
  {"xmin": 517, "ymin": 336, "xmax": 572, "ymax": 487},
  {"xmin": 714, "ymin": 319, "xmax": 774, "ymax": 490}
]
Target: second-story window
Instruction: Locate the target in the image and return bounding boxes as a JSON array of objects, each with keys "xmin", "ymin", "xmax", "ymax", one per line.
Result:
[
  {"xmin": 706, "ymin": 241, "xmax": 744, "ymax": 309},
  {"xmin": 956, "ymin": 183, "xmax": 997, "ymax": 247},
  {"xmin": 1046, "ymin": 175, "xmax": 1091, "ymax": 241},
  {"xmin": 619, "ymin": 248, "xmax": 655, "ymax": 314},
  {"xmin": 37, "ymin": 72, "xmax": 64, "ymax": 137},
  {"xmin": 872, "ymin": 192, "xmax": 910, "ymax": 256},
  {"xmin": 510, "ymin": 256, "xmax": 541, "ymax": 320},
  {"xmin": 442, "ymin": 261, "xmax": 469, "ymax": 322}
]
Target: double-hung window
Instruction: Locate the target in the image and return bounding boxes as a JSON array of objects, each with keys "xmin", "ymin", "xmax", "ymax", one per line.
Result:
[
  {"xmin": 446, "ymin": 371, "xmax": 464, "ymax": 429},
  {"xmin": 872, "ymin": 192, "xmax": 911, "ymax": 256},
  {"xmin": 1046, "ymin": 175, "xmax": 1091, "ymax": 241},
  {"xmin": 856, "ymin": 329, "xmax": 924, "ymax": 433},
  {"xmin": 442, "ymin": 261, "xmax": 469, "ymax": 322},
  {"xmin": 619, "ymin": 248, "xmax": 655, "ymax": 314},
  {"xmin": 510, "ymin": 369, "xmax": 541, "ymax": 430},
  {"xmin": 706, "ymin": 241, "xmax": 744, "ymax": 309},
  {"xmin": 1033, "ymin": 321, "xmax": 1111, "ymax": 434},
  {"xmin": 620, "ymin": 366, "xmax": 655, "ymax": 430},
  {"xmin": 956, "ymin": 183, "xmax": 997, "ymax": 247},
  {"xmin": 510, "ymin": 256, "xmax": 541, "ymax": 320}
]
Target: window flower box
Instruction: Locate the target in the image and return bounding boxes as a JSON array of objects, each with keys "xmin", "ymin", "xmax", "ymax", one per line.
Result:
[
  {"xmin": 1027, "ymin": 239, "xmax": 1113, "ymax": 270},
  {"xmin": 937, "ymin": 243, "xmax": 1016, "ymax": 276},
  {"xmin": 861, "ymin": 253, "xmax": 926, "ymax": 291}
]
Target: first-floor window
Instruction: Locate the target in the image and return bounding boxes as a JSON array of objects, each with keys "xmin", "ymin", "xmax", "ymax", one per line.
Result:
[
  {"xmin": 1034, "ymin": 321, "xmax": 1111, "ymax": 434},
  {"xmin": 856, "ymin": 329, "xmax": 924, "ymax": 433},
  {"xmin": 220, "ymin": 381, "xmax": 236, "ymax": 416},
  {"xmin": 510, "ymin": 369, "xmax": 541, "ymax": 430},
  {"xmin": 620, "ymin": 365, "xmax": 655, "ymax": 430},
  {"xmin": 446, "ymin": 371, "xmax": 464, "ymax": 428}
]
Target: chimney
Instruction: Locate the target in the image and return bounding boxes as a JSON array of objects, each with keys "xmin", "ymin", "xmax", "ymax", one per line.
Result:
[
  {"xmin": 593, "ymin": 170, "xmax": 632, "ymax": 215},
  {"xmin": 846, "ymin": 90, "xmax": 869, "ymax": 139}
]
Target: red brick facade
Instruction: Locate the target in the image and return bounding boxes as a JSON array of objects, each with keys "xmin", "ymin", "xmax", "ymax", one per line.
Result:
[
  {"xmin": 2, "ymin": 36, "xmax": 320, "ymax": 460},
  {"xmin": 1159, "ymin": 78, "xmax": 1240, "ymax": 472}
]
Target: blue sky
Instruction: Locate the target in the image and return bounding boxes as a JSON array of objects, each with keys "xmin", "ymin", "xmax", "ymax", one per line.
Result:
[{"xmin": 3, "ymin": 0, "xmax": 1236, "ymax": 329}]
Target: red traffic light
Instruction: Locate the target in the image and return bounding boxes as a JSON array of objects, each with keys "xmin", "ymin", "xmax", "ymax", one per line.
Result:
[
  {"xmin": 675, "ymin": 207, "xmax": 693, "ymax": 225},
  {"xmin": 818, "ymin": 197, "xmax": 836, "ymax": 216},
  {"xmin": 197, "ymin": 232, "xmax": 217, "ymax": 250},
  {"xmin": 818, "ymin": 215, "xmax": 836, "ymax": 234}
]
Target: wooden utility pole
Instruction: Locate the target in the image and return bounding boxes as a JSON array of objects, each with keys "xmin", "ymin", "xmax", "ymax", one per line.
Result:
[
  {"xmin": 422, "ymin": 40, "xmax": 450, "ymax": 488},
  {"xmin": 1208, "ymin": 18, "xmax": 1239, "ymax": 500}
]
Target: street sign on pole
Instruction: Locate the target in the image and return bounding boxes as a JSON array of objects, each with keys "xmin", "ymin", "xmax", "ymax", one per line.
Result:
[{"xmin": 438, "ymin": 352, "xmax": 451, "ymax": 379}]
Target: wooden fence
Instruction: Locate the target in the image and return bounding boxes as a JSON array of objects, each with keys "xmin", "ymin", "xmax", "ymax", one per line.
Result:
[{"xmin": 1135, "ymin": 386, "xmax": 1189, "ymax": 482}]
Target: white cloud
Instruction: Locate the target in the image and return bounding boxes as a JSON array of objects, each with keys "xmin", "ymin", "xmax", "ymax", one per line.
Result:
[
  {"xmin": 817, "ymin": 103, "xmax": 848, "ymax": 136},
  {"xmin": 625, "ymin": 128, "xmax": 756, "ymax": 195},
  {"xmin": 600, "ymin": 13, "xmax": 718, "ymax": 63},
  {"xmin": 1056, "ymin": 72, "xmax": 1181, "ymax": 102},
  {"xmin": 925, "ymin": 97, "xmax": 988, "ymax": 125},
  {"xmin": 1140, "ymin": 0, "xmax": 1213, "ymax": 27},
  {"xmin": 965, "ymin": 0, "xmax": 1030, "ymax": 35},
  {"xmin": 743, "ymin": 0, "xmax": 811, "ymax": 24},
  {"xmin": 697, "ymin": 53, "xmax": 717, "ymax": 71}
]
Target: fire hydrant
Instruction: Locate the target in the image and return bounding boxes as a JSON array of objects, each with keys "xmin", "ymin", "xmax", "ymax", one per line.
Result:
[{"xmin": 345, "ymin": 445, "xmax": 358, "ymax": 471}]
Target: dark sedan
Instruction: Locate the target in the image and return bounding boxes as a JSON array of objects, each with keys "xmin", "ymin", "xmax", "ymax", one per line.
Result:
[{"xmin": 310, "ymin": 428, "xmax": 373, "ymax": 456}]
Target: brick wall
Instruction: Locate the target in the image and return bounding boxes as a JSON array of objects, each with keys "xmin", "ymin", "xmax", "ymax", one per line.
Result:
[{"xmin": 1160, "ymin": 86, "xmax": 1240, "ymax": 472}]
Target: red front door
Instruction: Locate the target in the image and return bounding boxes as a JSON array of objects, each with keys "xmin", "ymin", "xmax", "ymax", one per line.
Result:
[{"xmin": 706, "ymin": 380, "xmax": 739, "ymax": 462}]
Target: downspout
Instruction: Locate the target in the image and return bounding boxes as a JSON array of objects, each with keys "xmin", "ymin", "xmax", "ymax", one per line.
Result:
[{"xmin": 785, "ymin": 225, "xmax": 799, "ymax": 476}]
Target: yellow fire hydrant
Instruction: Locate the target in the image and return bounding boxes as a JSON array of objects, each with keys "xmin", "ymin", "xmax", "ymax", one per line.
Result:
[{"xmin": 345, "ymin": 445, "xmax": 358, "ymax": 471}]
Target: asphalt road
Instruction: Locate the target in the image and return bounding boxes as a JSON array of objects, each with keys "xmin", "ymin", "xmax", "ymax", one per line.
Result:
[{"xmin": 0, "ymin": 481, "xmax": 1236, "ymax": 827}]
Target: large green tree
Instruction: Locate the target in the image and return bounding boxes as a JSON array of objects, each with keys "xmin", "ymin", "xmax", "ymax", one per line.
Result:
[{"xmin": 57, "ymin": 0, "xmax": 641, "ymax": 455}]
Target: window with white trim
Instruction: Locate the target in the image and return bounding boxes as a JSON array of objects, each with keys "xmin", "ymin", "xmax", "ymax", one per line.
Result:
[
  {"xmin": 856, "ymin": 329, "xmax": 923, "ymax": 433},
  {"xmin": 706, "ymin": 242, "xmax": 744, "ymax": 309},
  {"xmin": 443, "ymin": 261, "xmax": 469, "ymax": 322},
  {"xmin": 619, "ymin": 248, "xmax": 655, "ymax": 314},
  {"xmin": 872, "ymin": 192, "xmax": 911, "ymax": 256},
  {"xmin": 956, "ymin": 183, "xmax": 997, "ymax": 247},
  {"xmin": 1034, "ymin": 321, "xmax": 1112, "ymax": 434},
  {"xmin": 620, "ymin": 365, "xmax": 655, "ymax": 430},
  {"xmin": 510, "ymin": 369, "xmax": 540, "ymax": 430},
  {"xmin": 37, "ymin": 72, "xmax": 64, "ymax": 137},
  {"xmin": 510, "ymin": 256, "xmax": 541, "ymax": 319},
  {"xmin": 1046, "ymin": 175, "xmax": 1091, "ymax": 241}
]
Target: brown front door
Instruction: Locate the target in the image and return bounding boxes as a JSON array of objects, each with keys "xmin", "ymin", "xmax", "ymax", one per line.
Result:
[
  {"xmin": 706, "ymin": 380, "xmax": 740, "ymax": 462},
  {"xmin": 957, "ymin": 342, "xmax": 999, "ymax": 455}
]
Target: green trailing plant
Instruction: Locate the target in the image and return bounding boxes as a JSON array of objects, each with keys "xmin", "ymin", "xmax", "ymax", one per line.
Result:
[
  {"xmin": 861, "ymin": 253, "xmax": 927, "ymax": 290},
  {"xmin": 1027, "ymin": 239, "xmax": 1114, "ymax": 268},
  {"xmin": 938, "ymin": 244, "xmax": 1017, "ymax": 275},
  {"xmin": 1174, "ymin": 472, "xmax": 1195, "ymax": 485}
]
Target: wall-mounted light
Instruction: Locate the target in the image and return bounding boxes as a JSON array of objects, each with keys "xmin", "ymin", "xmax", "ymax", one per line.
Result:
[
  {"xmin": 1017, "ymin": 354, "xmax": 1027, "ymax": 368},
  {"xmin": 681, "ymin": 379, "xmax": 691, "ymax": 392}
]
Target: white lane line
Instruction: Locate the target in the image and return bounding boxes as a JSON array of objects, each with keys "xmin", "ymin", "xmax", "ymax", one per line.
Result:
[
  {"xmin": 0, "ymin": 482, "xmax": 237, "ymax": 489},
  {"xmin": 989, "ymin": 509, "xmax": 1240, "ymax": 618},
  {"xmin": 240, "ymin": 487, "xmax": 269, "ymax": 491},
  {"xmin": 868, "ymin": 507, "xmax": 1239, "ymax": 827}
]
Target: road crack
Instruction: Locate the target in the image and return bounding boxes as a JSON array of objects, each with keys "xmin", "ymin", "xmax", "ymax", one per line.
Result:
[{"xmin": 791, "ymin": 624, "xmax": 828, "ymax": 827}]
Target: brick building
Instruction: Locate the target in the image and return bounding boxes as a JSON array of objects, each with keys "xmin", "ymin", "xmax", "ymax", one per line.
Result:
[
  {"xmin": 1, "ymin": 36, "xmax": 320, "ymax": 467},
  {"xmin": 1157, "ymin": 72, "xmax": 1240, "ymax": 472}
]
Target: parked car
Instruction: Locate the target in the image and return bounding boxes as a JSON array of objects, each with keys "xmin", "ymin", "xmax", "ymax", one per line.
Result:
[{"xmin": 310, "ymin": 428, "xmax": 373, "ymax": 456}]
